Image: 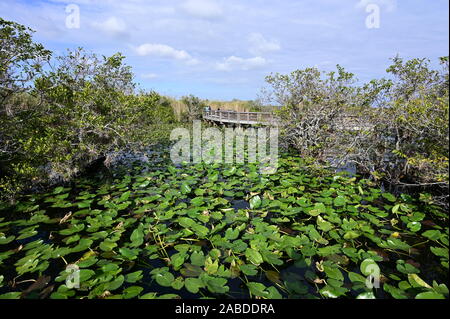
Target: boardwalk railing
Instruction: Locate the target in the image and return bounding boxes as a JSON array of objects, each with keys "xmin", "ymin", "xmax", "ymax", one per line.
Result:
[
  {"xmin": 203, "ymin": 110, "xmax": 276, "ymax": 125},
  {"xmin": 203, "ymin": 109, "xmax": 373, "ymax": 130}
]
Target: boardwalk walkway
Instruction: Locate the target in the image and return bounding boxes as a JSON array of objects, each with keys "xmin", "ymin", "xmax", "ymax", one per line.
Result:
[
  {"xmin": 203, "ymin": 110, "xmax": 373, "ymax": 130},
  {"xmin": 203, "ymin": 110, "xmax": 277, "ymax": 126}
]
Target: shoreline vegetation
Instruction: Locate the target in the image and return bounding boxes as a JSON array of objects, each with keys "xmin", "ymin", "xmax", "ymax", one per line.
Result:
[{"xmin": 0, "ymin": 18, "xmax": 448, "ymax": 300}]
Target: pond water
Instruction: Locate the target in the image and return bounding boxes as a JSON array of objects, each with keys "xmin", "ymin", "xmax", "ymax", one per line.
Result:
[{"xmin": 0, "ymin": 145, "xmax": 448, "ymax": 299}]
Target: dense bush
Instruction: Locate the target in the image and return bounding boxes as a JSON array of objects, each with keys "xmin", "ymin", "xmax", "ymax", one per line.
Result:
[
  {"xmin": 0, "ymin": 19, "xmax": 177, "ymax": 201},
  {"xmin": 180, "ymin": 94, "xmax": 207, "ymax": 122},
  {"xmin": 263, "ymin": 57, "xmax": 449, "ymax": 206}
]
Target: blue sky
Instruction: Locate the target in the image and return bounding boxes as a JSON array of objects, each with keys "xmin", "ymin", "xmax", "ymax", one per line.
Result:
[{"xmin": 1, "ymin": 0, "xmax": 448, "ymax": 100}]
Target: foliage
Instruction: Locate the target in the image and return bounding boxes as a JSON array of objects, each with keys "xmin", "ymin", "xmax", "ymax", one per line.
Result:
[
  {"xmin": 0, "ymin": 20, "xmax": 177, "ymax": 201},
  {"xmin": 262, "ymin": 57, "xmax": 449, "ymax": 206},
  {"xmin": 180, "ymin": 94, "xmax": 207, "ymax": 122},
  {"xmin": 0, "ymin": 152, "xmax": 447, "ymax": 299}
]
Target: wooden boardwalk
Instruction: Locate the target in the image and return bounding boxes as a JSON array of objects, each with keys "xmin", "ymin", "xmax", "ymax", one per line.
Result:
[
  {"xmin": 203, "ymin": 110, "xmax": 277, "ymax": 126},
  {"xmin": 203, "ymin": 110, "xmax": 373, "ymax": 130}
]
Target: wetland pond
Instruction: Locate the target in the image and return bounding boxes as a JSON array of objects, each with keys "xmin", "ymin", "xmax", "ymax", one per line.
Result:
[{"xmin": 0, "ymin": 146, "xmax": 448, "ymax": 299}]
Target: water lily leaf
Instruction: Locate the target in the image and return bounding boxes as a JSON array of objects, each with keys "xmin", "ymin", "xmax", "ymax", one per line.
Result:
[
  {"xmin": 348, "ymin": 271, "xmax": 367, "ymax": 283},
  {"xmin": 202, "ymin": 275, "xmax": 229, "ymax": 294},
  {"xmin": 99, "ymin": 239, "xmax": 117, "ymax": 251},
  {"xmin": 204, "ymin": 257, "xmax": 219, "ymax": 275},
  {"xmin": 408, "ymin": 274, "xmax": 432, "ymax": 289},
  {"xmin": 0, "ymin": 235, "xmax": 15, "ymax": 245},
  {"xmin": 190, "ymin": 251, "xmax": 206, "ymax": 267},
  {"xmin": 430, "ymin": 246, "xmax": 449, "ymax": 259},
  {"xmin": 155, "ymin": 271, "xmax": 175, "ymax": 287},
  {"xmin": 333, "ymin": 196, "xmax": 346, "ymax": 207},
  {"xmin": 225, "ymin": 227, "xmax": 240, "ymax": 240},
  {"xmin": 59, "ymin": 224, "xmax": 85, "ymax": 235},
  {"xmin": 119, "ymin": 247, "xmax": 139, "ymax": 260},
  {"xmin": 178, "ymin": 217, "xmax": 195, "ymax": 228},
  {"xmin": 130, "ymin": 226, "xmax": 144, "ymax": 247},
  {"xmin": 171, "ymin": 252, "xmax": 186, "ymax": 269},
  {"xmin": 407, "ymin": 221, "xmax": 421, "ymax": 232},
  {"xmin": 415, "ymin": 291, "xmax": 445, "ymax": 299},
  {"xmin": 261, "ymin": 250, "xmax": 283, "ymax": 265},
  {"xmin": 320, "ymin": 285, "xmax": 347, "ymax": 298},
  {"xmin": 245, "ymin": 248, "xmax": 263, "ymax": 265},
  {"xmin": 185, "ymin": 277, "xmax": 205, "ymax": 293},
  {"xmin": 422, "ymin": 230, "xmax": 442, "ymax": 241},
  {"xmin": 181, "ymin": 183, "xmax": 191, "ymax": 194},
  {"xmin": 192, "ymin": 224, "xmax": 209, "ymax": 238},
  {"xmin": 125, "ymin": 271, "xmax": 143, "ymax": 283},
  {"xmin": 396, "ymin": 260, "xmax": 419, "ymax": 274},
  {"xmin": 317, "ymin": 216, "xmax": 333, "ymax": 232},
  {"xmin": 382, "ymin": 193, "xmax": 396, "ymax": 202},
  {"xmin": 191, "ymin": 197, "xmax": 204, "ymax": 207},
  {"xmin": 265, "ymin": 270, "xmax": 282, "ymax": 285},
  {"xmin": 122, "ymin": 286, "xmax": 143, "ymax": 299},
  {"xmin": 323, "ymin": 265, "xmax": 344, "ymax": 281},
  {"xmin": 171, "ymin": 276, "xmax": 185, "ymax": 290},
  {"xmin": 357, "ymin": 291, "xmax": 376, "ymax": 299},
  {"xmin": 343, "ymin": 231, "xmax": 360, "ymax": 240},
  {"xmin": 107, "ymin": 275, "xmax": 124, "ymax": 291},
  {"xmin": 117, "ymin": 191, "xmax": 131, "ymax": 203},
  {"xmin": 247, "ymin": 282, "xmax": 268, "ymax": 297},
  {"xmin": 79, "ymin": 269, "xmax": 95, "ymax": 282},
  {"xmin": 180, "ymin": 263, "xmax": 203, "ymax": 277},
  {"xmin": 239, "ymin": 264, "xmax": 258, "ymax": 276},
  {"xmin": 249, "ymin": 195, "xmax": 262, "ymax": 209},
  {"xmin": 0, "ymin": 292, "xmax": 21, "ymax": 299}
]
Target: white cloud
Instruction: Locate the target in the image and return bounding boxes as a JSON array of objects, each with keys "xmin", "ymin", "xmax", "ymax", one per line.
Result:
[
  {"xmin": 141, "ymin": 73, "xmax": 158, "ymax": 79},
  {"xmin": 92, "ymin": 16, "xmax": 128, "ymax": 37},
  {"xmin": 248, "ymin": 33, "xmax": 281, "ymax": 55},
  {"xmin": 135, "ymin": 43, "xmax": 199, "ymax": 65},
  {"xmin": 216, "ymin": 56, "xmax": 267, "ymax": 71},
  {"xmin": 181, "ymin": 0, "xmax": 223, "ymax": 19},
  {"xmin": 356, "ymin": 0, "xmax": 397, "ymax": 13}
]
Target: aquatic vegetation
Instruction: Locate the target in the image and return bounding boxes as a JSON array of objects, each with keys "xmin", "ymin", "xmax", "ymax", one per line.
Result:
[{"xmin": 0, "ymin": 154, "xmax": 448, "ymax": 299}]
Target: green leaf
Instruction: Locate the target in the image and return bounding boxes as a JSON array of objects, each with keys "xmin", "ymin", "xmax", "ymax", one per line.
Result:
[
  {"xmin": 357, "ymin": 292, "xmax": 376, "ymax": 299},
  {"xmin": 333, "ymin": 196, "xmax": 346, "ymax": 207},
  {"xmin": 185, "ymin": 277, "xmax": 205, "ymax": 293},
  {"xmin": 122, "ymin": 286, "xmax": 143, "ymax": 299},
  {"xmin": 249, "ymin": 195, "xmax": 262, "ymax": 209},
  {"xmin": 245, "ymin": 248, "xmax": 263, "ymax": 265},
  {"xmin": 415, "ymin": 291, "xmax": 445, "ymax": 299},
  {"xmin": 247, "ymin": 282, "xmax": 268, "ymax": 297},
  {"xmin": 125, "ymin": 271, "xmax": 143, "ymax": 283},
  {"xmin": 323, "ymin": 265, "xmax": 344, "ymax": 281},
  {"xmin": 155, "ymin": 271, "xmax": 175, "ymax": 287},
  {"xmin": 181, "ymin": 183, "xmax": 191, "ymax": 194},
  {"xmin": 422, "ymin": 230, "xmax": 442, "ymax": 241},
  {"xmin": 0, "ymin": 292, "xmax": 21, "ymax": 299},
  {"xmin": 190, "ymin": 251, "xmax": 206, "ymax": 267}
]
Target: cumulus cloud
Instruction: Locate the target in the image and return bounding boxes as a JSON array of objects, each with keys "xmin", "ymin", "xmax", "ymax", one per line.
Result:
[
  {"xmin": 181, "ymin": 0, "xmax": 223, "ymax": 19},
  {"xmin": 135, "ymin": 43, "xmax": 199, "ymax": 65},
  {"xmin": 92, "ymin": 16, "xmax": 128, "ymax": 38},
  {"xmin": 248, "ymin": 33, "xmax": 281, "ymax": 55},
  {"xmin": 216, "ymin": 56, "xmax": 267, "ymax": 71},
  {"xmin": 141, "ymin": 73, "xmax": 158, "ymax": 79},
  {"xmin": 355, "ymin": 0, "xmax": 397, "ymax": 13}
]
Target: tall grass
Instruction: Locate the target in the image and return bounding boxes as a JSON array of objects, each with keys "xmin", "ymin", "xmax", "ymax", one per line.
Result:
[{"xmin": 165, "ymin": 97, "xmax": 261, "ymax": 121}]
